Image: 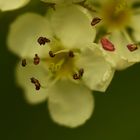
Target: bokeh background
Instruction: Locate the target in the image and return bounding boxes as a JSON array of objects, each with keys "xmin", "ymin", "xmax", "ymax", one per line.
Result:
[{"xmin": 1, "ymin": 0, "xmax": 140, "ymax": 140}]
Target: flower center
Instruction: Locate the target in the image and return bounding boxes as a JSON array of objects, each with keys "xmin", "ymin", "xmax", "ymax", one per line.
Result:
[
  {"xmin": 44, "ymin": 38, "xmax": 82, "ymax": 80},
  {"xmin": 48, "ymin": 49, "xmax": 76, "ymax": 78},
  {"xmin": 21, "ymin": 37, "xmax": 84, "ymax": 90},
  {"xmin": 100, "ymin": 0, "xmax": 132, "ymax": 29}
]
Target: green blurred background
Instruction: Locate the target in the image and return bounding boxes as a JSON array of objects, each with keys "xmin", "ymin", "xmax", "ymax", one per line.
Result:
[{"xmin": 0, "ymin": 0, "xmax": 140, "ymax": 139}]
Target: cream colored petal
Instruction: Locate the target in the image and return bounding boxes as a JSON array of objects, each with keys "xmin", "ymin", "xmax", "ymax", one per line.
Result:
[
  {"xmin": 77, "ymin": 44, "xmax": 115, "ymax": 92},
  {"xmin": 15, "ymin": 61, "xmax": 49, "ymax": 104},
  {"xmin": 50, "ymin": 5, "xmax": 95, "ymax": 49},
  {"xmin": 0, "ymin": 0, "xmax": 29, "ymax": 11},
  {"xmin": 41, "ymin": 0, "xmax": 83, "ymax": 4},
  {"xmin": 48, "ymin": 80, "xmax": 94, "ymax": 128},
  {"xmin": 99, "ymin": 31, "xmax": 140, "ymax": 70},
  {"xmin": 7, "ymin": 13, "xmax": 52, "ymax": 58},
  {"xmin": 130, "ymin": 14, "xmax": 140, "ymax": 42}
]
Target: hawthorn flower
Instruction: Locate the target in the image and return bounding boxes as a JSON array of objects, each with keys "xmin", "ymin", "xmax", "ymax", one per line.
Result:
[
  {"xmin": 0, "ymin": 0, "xmax": 30, "ymax": 11},
  {"xmin": 82, "ymin": 0, "xmax": 140, "ymax": 70},
  {"xmin": 7, "ymin": 5, "xmax": 114, "ymax": 127}
]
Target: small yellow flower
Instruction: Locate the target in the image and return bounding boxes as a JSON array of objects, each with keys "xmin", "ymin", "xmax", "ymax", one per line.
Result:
[
  {"xmin": 7, "ymin": 5, "xmax": 114, "ymax": 127},
  {"xmin": 0, "ymin": 0, "xmax": 30, "ymax": 11}
]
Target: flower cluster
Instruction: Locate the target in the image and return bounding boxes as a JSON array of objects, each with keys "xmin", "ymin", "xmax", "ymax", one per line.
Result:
[{"xmin": 7, "ymin": 0, "xmax": 140, "ymax": 127}]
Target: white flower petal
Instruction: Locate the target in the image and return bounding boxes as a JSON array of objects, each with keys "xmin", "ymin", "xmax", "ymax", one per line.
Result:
[
  {"xmin": 0, "ymin": 0, "xmax": 30, "ymax": 11},
  {"xmin": 77, "ymin": 44, "xmax": 115, "ymax": 92},
  {"xmin": 7, "ymin": 13, "xmax": 53, "ymax": 58},
  {"xmin": 48, "ymin": 80, "xmax": 94, "ymax": 127},
  {"xmin": 50, "ymin": 5, "xmax": 95, "ymax": 49},
  {"xmin": 99, "ymin": 31, "xmax": 140, "ymax": 70},
  {"xmin": 131, "ymin": 14, "xmax": 140, "ymax": 41},
  {"xmin": 16, "ymin": 61, "xmax": 49, "ymax": 104},
  {"xmin": 41, "ymin": 0, "xmax": 83, "ymax": 4}
]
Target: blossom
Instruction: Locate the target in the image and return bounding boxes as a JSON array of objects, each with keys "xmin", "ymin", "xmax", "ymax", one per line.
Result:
[
  {"xmin": 0, "ymin": 0, "xmax": 30, "ymax": 11},
  {"xmin": 81, "ymin": 0, "xmax": 140, "ymax": 70},
  {"xmin": 7, "ymin": 5, "xmax": 114, "ymax": 127}
]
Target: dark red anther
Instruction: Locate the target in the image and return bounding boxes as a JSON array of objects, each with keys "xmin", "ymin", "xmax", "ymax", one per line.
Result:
[
  {"xmin": 91, "ymin": 17, "xmax": 102, "ymax": 26},
  {"xmin": 34, "ymin": 54, "xmax": 40, "ymax": 65},
  {"xmin": 49, "ymin": 3, "xmax": 56, "ymax": 10},
  {"xmin": 127, "ymin": 44, "xmax": 138, "ymax": 52},
  {"xmin": 21, "ymin": 59, "xmax": 27, "ymax": 67},
  {"xmin": 69, "ymin": 50, "xmax": 74, "ymax": 57},
  {"xmin": 49, "ymin": 51, "xmax": 55, "ymax": 57},
  {"xmin": 100, "ymin": 37, "xmax": 115, "ymax": 51},
  {"xmin": 30, "ymin": 77, "xmax": 41, "ymax": 90},
  {"xmin": 37, "ymin": 37, "xmax": 50, "ymax": 45},
  {"xmin": 73, "ymin": 74, "xmax": 80, "ymax": 80},
  {"xmin": 79, "ymin": 68, "xmax": 84, "ymax": 77},
  {"xmin": 73, "ymin": 68, "xmax": 84, "ymax": 80}
]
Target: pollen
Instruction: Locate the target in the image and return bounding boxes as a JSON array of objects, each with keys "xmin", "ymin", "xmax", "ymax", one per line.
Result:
[
  {"xmin": 100, "ymin": 37, "xmax": 115, "ymax": 51},
  {"xmin": 37, "ymin": 37, "xmax": 50, "ymax": 45},
  {"xmin": 73, "ymin": 73, "xmax": 80, "ymax": 80},
  {"xmin": 21, "ymin": 59, "xmax": 27, "ymax": 67},
  {"xmin": 91, "ymin": 17, "xmax": 102, "ymax": 26},
  {"xmin": 127, "ymin": 44, "xmax": 138, "ymax": 52},
  {"xmin": 30, "ymin": 77, "xmax": 41, "ymax": 90},
  {"xmin": 79, "ymin": 68, "xmax": 84, "ymax": 77},
  {"xmin": 49, "ymin": 51, "xmax": 55, "ymax": 57},
  {"xmin": 69, "ymin": 50, "xmax": 75, "ymax": 57},
  {"xmin": 73, "ymin": 68, "xmax": 84, "ymax": 80},
  {"xmin": 33, "ymin": 54, "xmax": 40, "ymax": 65}
]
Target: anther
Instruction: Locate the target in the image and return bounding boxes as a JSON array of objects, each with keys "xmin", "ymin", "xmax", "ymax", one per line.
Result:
[
  {"xmin": 91, "ymin": 17, "xmax": 102, "ymax": 26},
  {"xmin": 49, "ymin": 3, "xmax": 56, "ymax": 10},
  {"xmin": 73, "ymin": 68, "xmax": 84, "ymax": 80},
  {"xmin": 78, "ymin": 68, "xmax": 84, "ymax": 77},
  {"xmin": 33, "ymin": 54, "xmax": 40, "ymax": 65},
  {"xmin": 37, "ymin": 37, "xmax": 50, "ymax": 45},
  {"xmin": 30, "ymin": 77, "xmax": 41, "ymax": 90},
  {"xmin": 49, "ymin": 51, "xmax": 55, "ymax": 57},
  {"xmin": 73, "ymin": 73, "xmax": 80, "ymax": 80},
  {"xmin": 100, "ymin": 37, "xmax": 115, "ymax": 51},
  {"xmin": 21, "ymin": 59, "xmax": 27, "ymax": 67},
  {"xmin": 127, "ymin": 44, "xmax": 138, "ymax": 52},
  {"xmin": 69, "ymin": 50, "xmax": 74, "ymax": 57}
]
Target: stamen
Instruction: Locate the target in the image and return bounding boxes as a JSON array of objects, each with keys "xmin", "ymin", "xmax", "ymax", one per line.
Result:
[
  {"xmin": 127, "ymin": 44, "xmax": 138, "ymax": 52},
  {"xmin": 91, "ymin": 17, "xmax": 102, "ymax": 26},
  {"xmin": 54, "ymin": 49, "xmax": 69, "ymax": 55},
  {"xmin": 30, "ymin": 77, "xmax": 41, "ymax": 90},
  {"xmin": 73, "ymin": 68, "xmax": 84, "ymax": 80},
  {"xmin": 21, "ymin": 59, "xmax": 27, "ymax": 67},
  {"xmin": 100, "ymin": 37, "xmax": 115, "ymax": 51},
  {"xmin": 48, "ymin": 3, "xmax": 56, "ymax": 10},
  {"xmin": 34, "ymin": 54, "xmax": 40, "ymax": 65},
  {"xmin": 78, "ymin": 68, "xmax": 84, "ymax": 77},
  {"xmin": 49, "ymin": 51, "xmax": 55, "ymax": 57},
  {"xmin": 73, "ymin": 73, "xmax": 80, "ymax": 80},
  {"xmin": 69, "ymin": 50, "xmax": 74, "ymax": 57},
  {"xmin": 37, "ymin": 37, "xmax": 50, "ymax": 45}
]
